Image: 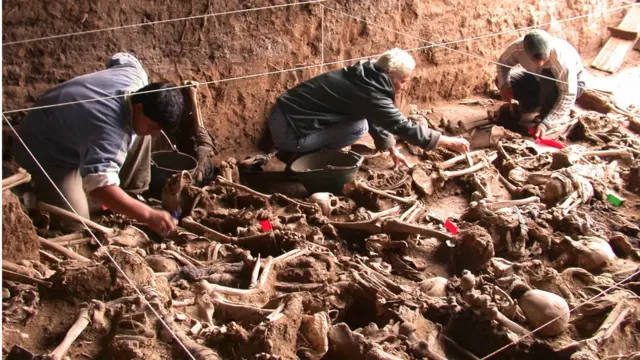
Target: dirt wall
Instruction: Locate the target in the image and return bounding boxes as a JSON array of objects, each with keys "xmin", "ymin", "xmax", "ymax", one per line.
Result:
[{"xmin": 2, "ymin": 0, "xmax": 629, "ymax": 154}]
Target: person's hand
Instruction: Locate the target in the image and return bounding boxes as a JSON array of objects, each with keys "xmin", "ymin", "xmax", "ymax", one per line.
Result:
[
  {"xmin": 500, "ymin": 87, "xmax": 513, "ymax": 102},
  {"xmin": 533, "ymin": 123, "xmax": 546, "ymax": 139},
  {"xmin": 145, "ymin": 208, "xmax": 178, "ymax": 236},
  {"xmin": 389, "ymin": 147, "xmax": 412, "ymax": 168},
  {"xmin": 438, "ymin": 136, "xmax": 470, "ymax": 154}
]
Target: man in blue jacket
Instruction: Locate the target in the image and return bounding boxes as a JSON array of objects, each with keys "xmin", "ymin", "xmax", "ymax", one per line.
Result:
[
  {"xmin": 12, "ymin": 53, "xmax": 184, "ymax": 236},
  {"xmin": 269, "ymin": 48, "xmax": 470, "ymax": 169}
]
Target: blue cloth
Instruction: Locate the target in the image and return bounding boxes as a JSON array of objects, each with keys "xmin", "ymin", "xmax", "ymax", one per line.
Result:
[
  {"xmin": 13, "ymin": 53, "xmax": 149, "ymax": 193},
  {"xmin": 268, "ymin": 105, "xmax": 370, "ymax": 153}
]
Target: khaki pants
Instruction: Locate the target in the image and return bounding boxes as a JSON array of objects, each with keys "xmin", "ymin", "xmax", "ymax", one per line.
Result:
[{"xmin": 13, "ymin": 134, "xmax": 151, "ymax": 230}]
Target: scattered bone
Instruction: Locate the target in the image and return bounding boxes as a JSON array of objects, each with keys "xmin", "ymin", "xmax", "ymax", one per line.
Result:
[
  {"xmin": 437, "ymin": 150, "xmax": 489, "ymax": 170},
  {"xmin": 217, "ymin": 175, "xmax": 317, "ymax": 211},
  {"xmin": 2, "ymin": 269, "xmax": 52, "ymax": 288},
  {"xmin": 551, "ymin": 147, "xmax": 632, "ymax": 169},
  {"xmin": 4, "ymin": 107, "xmax": 640, "ymax": 360},
  {"xmin": 471, "ymin": 196, "xmax": 541, "ymax": 211},
  {"xmin": 417, "ymin": 277, "xmax": 449, "ymax": 297},
  {"xmin": 2, "ymin": 260, "xmax": 44, "ymax": 279},
  {"xmin": 414, "ymin": 152, "xmax": 498, "ymax": 195},
  {"xmin": 2, "ymin": 168, "xmax": 32, "ymax": 191},
  {"xmin": 298, "ymin": 312, "xmax": 330, "ymax": 359},
  {"xmin": 37, "ymin": 201, "xmax": 150, "ymax": 247},
  {"xmin": 354, "ymin": 180, "xmax": 417, "ymax": 204},
  {"xmin": 38, "ymin": 236, "xmax": 91, "ymax": 262},
  {"xmin": 47, "ymin": 306, "xmax": 92, "ymax": 360},
  {"xmin": 309, "ymin": 192, "xmax": 340, "ymax": 216}
]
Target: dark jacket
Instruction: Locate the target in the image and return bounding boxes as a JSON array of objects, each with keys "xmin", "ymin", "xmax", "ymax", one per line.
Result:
[{"xmin": 275, "ymin": 60, "xmax": 440, "ymax": 150}]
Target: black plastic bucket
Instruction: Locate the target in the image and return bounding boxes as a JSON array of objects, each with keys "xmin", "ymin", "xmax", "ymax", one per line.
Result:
[
  {"xmin": 149, "ymin": 151, "xmax": 197, "ymax": 200},
  {"xmin": 290, "ymin": 150, "xmax": 363, "ymax": 195}
]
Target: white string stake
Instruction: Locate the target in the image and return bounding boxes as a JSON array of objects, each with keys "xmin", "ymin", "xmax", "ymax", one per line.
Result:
[
  {"xmin": 2, "ymin": 115, "xmax": 197, "ymax": 360},
  {"xmin": 3, "ymin": 2, "xmax": 634, "ymax": 115},
  {"xmin": 481, "ymin": 267, "xmax": 640, "ymax": 360},
  {"xmin": 2, "ymin": 0, "xmax": 327, "ymax": 46},
  {"xmin": 321, "ymin": 5, "xmax": 325, "ymax": 72}
]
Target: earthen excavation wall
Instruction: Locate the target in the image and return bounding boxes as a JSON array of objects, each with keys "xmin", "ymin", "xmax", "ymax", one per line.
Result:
[{"xmin": 2, "ymin": 0, "xmax": 628, "ymax": 155}]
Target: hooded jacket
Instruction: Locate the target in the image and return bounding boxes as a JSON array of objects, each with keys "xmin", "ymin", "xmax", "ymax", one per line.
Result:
[{"xmin": 275, "ymin": 60, "xmax": 441, "ymax": 150}]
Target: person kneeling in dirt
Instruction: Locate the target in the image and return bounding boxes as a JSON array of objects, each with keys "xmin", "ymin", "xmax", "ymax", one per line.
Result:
[
  {"xmin": 12, "ymin": 53, "xmax": 184, "ymax": 236},
  {"xmin": 268, "ymin": 48, "xmax": 470, "ymax": 171},
  {"xmin": 496, "ymin": 29, "xmax": 586, "ymax": 139}
]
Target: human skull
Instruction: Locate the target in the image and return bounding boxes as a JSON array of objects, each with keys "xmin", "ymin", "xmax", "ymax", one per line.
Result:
[
  {"xmin": 573, "ymin": 236, "xmax": 616, "ymax": 271},
  {"xmin": 309, "ymin": 192, "xmax": 339, "ymax": 216},
  {"xmin": 518, "ymin": 289, "xmax": 570, "ymax": 337}
]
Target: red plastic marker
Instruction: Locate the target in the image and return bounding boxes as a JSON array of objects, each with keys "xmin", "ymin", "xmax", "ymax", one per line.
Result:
[
  {"xmin": 528, "ymin": 128, "xmax": 565, "ymax": 149},
  {"xmin": 444, "ymin": 219, "xmax": 459, "ymax": 235},
  {"xmin": 260, "ymin": 219, "xmax": 273, "ymax": 232}
]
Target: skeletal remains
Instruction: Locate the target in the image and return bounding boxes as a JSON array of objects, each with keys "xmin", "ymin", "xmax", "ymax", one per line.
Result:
[{"xmin": 2, "ymin": 110, "xmax": 640, "ymax": 360}]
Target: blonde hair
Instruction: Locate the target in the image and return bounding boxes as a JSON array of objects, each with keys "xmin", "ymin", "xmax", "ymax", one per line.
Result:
[{"xmin": 374, "ymin": 48, "xmax": 416, "ymax": 76}]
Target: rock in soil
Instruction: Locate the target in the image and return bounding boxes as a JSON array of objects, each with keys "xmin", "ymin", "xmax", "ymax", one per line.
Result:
[{"xmin": 2, "ymin": 190, "xmax": 39, "ymax": 262}]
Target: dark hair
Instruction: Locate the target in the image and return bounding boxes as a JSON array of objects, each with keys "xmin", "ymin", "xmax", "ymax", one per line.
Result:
[
  {"xmin": 131, "ymin": 82, "xmax": 184, "ymax": 132},
  {"xmin": 523, "ymin": 30, "xmax": 551, "ymax": 61}
]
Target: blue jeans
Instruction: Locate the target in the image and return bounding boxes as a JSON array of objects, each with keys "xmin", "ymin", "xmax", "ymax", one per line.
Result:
[{"xmin": 268, "ymin": 105, "xmax": 369, "ymax": 153}]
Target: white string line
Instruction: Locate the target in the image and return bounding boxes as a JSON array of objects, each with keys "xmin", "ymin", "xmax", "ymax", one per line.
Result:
[
  {"xmin": 2, "ymin": 0, "xmax": 326, "ymax": 46},
  {"xmin": 3, "ymin": 2, "xmax": 635, "ymax": 115},
  {"xmin": 0, "ymin": 116, "xmax": 197, "ymax": 360},
  {"xmin": 322, "ymin": 3, "xmax": 633, "ymax": 92},
  {"xmin": 1, "ymin": 54, "xmax": 375, "ymax": 115},
  {"xmin": 481, "ymin": 267, "xmax": 640, "ymax": 360},
  {"xmin": 402, "ymin": 2, "xmax": 637, "ymax": 51}
]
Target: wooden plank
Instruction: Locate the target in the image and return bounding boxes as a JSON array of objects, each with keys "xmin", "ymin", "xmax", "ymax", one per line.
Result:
[
  {"xmin": 591, "ymin": 5, "xmax": 640, "ymax": 73},
  {"xmin": 607, "ymin": 26, "xmax": 637, "ymax": 41},
  {"xmin": 617, "ymin": 6, "xmax": 640, "ymax": 33}
]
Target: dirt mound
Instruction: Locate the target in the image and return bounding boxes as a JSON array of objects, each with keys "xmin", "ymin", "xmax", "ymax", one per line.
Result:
[{"xmin": 2, "ymin": 190, "xmax": 39, "ymax": 262}]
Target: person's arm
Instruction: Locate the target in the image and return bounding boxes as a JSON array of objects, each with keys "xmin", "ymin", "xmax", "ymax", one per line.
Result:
[
  {"xmin": 364, "ymin": 96, "xmax": 441, "ymax": 150},
  {"xmin": 90, "ymin": 185, "xmax": 176, "ymax": 235},
  {"xmin": 539, "ymin": 60, "xmax": 577, "ymax": 132},
  {"xmin": 367, "ymin": 122, "xmax": 396, "ymax": 150},
  {"xmin": 496, "ymin": 39, "xmax": 524, "ymax": 93},
  {"xmin": 81, "ymin": 131, "xmax": 175, "ymax": 235},
  {"xmin": 364, "ymin": 98, "xmax": 469, "ymax": 161}
]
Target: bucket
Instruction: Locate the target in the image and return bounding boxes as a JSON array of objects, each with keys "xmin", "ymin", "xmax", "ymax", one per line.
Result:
[
  {"xmin": 290, "ymin": 150, "xmax": 364, "ymax": 195},
  {"xmin": 149, "ymin": 151, "xmax": 198, "ymax": 200}
]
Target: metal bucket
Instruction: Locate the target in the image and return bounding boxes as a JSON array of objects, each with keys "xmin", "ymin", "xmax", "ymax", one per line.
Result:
[
  {"xmin": 149, "ymin": 151, "xmax": 197, "ymax": 200},
  {"xmin": 290, "ymin": 150, "xmax": 363, "ymax": 195}
]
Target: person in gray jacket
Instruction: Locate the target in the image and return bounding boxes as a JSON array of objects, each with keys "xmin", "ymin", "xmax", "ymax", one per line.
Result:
[
  {"xmin": 269, "ymin": 48, "xmax": 470, "ymax": 169},
  {"xmin": 12, "ymin": 53, "xmax": 184, "ymax": 236}
]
